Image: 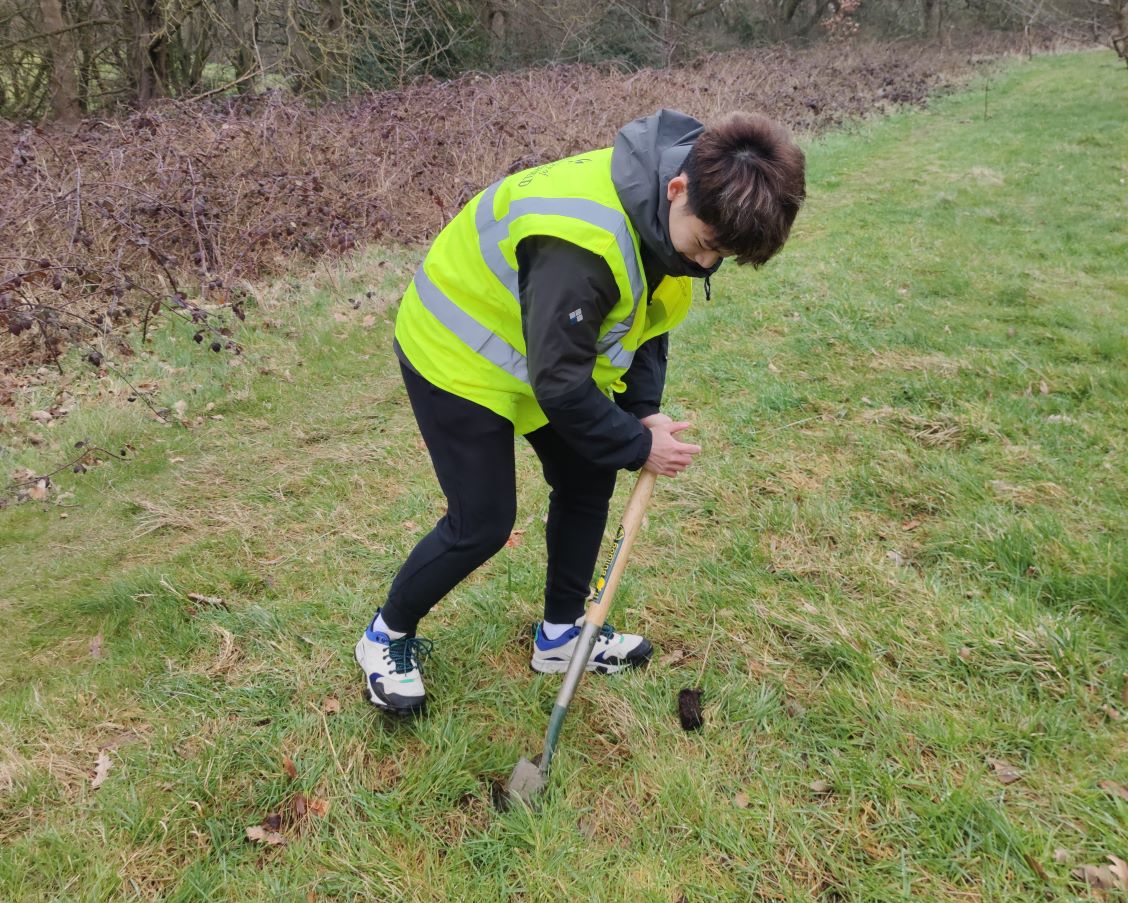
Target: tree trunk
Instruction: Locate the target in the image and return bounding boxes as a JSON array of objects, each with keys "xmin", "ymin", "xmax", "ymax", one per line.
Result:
[
  {"xmin": 231, "ymin": 0, "xmax": 260, "ymax": 91},
  {"xmin": 40, "ymin": 0, "xmax": 82, "ymax": 123},
  {"xmin": 922, "ymin": 0, "xmax": 943, "ymax": 39},
  {"xmin": 136, "ymin": 0, "xmax": 169, "ymax": 105}
]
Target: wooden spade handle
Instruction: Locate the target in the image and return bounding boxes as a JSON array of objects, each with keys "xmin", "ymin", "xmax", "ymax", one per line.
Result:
[{"xmin": 585, "ymin": 469, "xmax": 657, "ymax": 627}]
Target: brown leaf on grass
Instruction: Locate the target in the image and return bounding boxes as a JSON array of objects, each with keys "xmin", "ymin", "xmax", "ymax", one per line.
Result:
[
  {"xmin": 322, "ymin": 696, "xmax": 341, "ymax": 715},
  {"xmin": 958, "ymin": 646, "xmax": 972, "ymax": 661},
  {"xmin": 262, "ymin": 812, "xmax": 282, "ymax": 831},
  {"xmin": 282, "ymin": 755, "xmax": 298, "ymax": 780},
  {"xmin": 901, "ymin": 517, "xmax": 923, "ymax": 531},
  {"xmin": 1104, "ymin": 705, "xmax": 1123, "ymax": 721},
  {"xmin": 1053, "ymin": 848, "xmax": 1070, "ymax": 864},
  {"xmin": 307, "ymin": 796, "xmax": 330, "ymax": 817},
  {"xmin": 732, "ymin": 792, "xmax": 750, "ymax": 809},
  {"xmin": 245, "ymin": 825, "xmax": 286, "ymax": 846},
  {"xmin": 809, "ymin": 780, "xmax": 833, "ymax": 795},
  {"xmin": 402, "ymin": 520, "xmax": 419, "ymax": 532},
  {"xmin": 292, "ymin": 792, "xmax": 307, "ymax": 821},
  {"xmin": 987, "ymin": 757, "xmax": 1023, "ymax": 784},
  {"xmin": 28, "ymin": 479, "xmax": 50, "ymax": 501},
  {"xmin": 1072, "ymin": 857, "xmax": 1128, "ymax": 892},
  {"xmin": 504, "ymin": 529, "xmax": 525, "ymax": 548},
  {"xmin": 1099, "ymin": 780, "xmax": 1128, "ymax": 803},
  {"xmin": 1023, "ymin": 851, "xmax": 1050, "ymax": 882},
  {"xmin": 91, "ymin": 750, "xmax": 111, "ymax": 789},
  {"xmin": 90, "ymin": 633, "xmax": 103, "ymax": 658},
  {"xmin": 658, "ymin": 649, "xmax": 686, "ymax": 668}
]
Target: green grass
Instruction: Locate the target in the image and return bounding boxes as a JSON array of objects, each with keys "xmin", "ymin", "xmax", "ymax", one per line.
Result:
[{"xmin": 2, "ymin": 50, "xmax": 1126, "ymax": 902}]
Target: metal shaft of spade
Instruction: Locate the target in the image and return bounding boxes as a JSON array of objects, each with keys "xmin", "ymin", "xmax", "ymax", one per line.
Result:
[{"xmin": 534, "ymin": 469, "xmax": 657, "ymax": 780}]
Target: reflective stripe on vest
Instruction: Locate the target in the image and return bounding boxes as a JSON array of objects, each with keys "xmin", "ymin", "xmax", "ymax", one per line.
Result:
[
  {"xmin": 414, "ymin": 180, "xmax": 646, "ymax": 383},
  {"xmin": 412, "ymin": 264, "xmax": 529, "ymax": 383}
]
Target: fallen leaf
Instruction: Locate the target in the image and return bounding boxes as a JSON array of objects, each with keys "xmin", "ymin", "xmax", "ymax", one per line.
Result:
[
  {"xmin": 958, "ymin": 646, "xmax": 972, "ymax": 661},
  {"xmin": 1039, "ymin": 380, "xmax": 1050, "ymax": 395},
  {"xmin": 901, "ymin": 518, "xmax": 923, "ymax": 531},
  {"xmin": 322, "ymin": 696, "xmax": 341, "ymax": 715},
  {"xmin": 1072, "ymin": 857, "xmax": 1128, "ymax": 891},
  {"xmin": 1099, "ymin": 780, "xmax": 1128, "ymax": 803},
  {"xmin": 658, "ymin": 649, "xmax": 686, "ymax": 668},
  {"xmin": 90, "ymin": 634, "xmax": 103, "ymax": 658},
  {"xmin": 1053, "ymin": 848, "xmax": 1070, "ymax": 864},
  {"xmin": 362, "ymin": 315, "xmax": 377, "ymax": 328},
  {"xmin": 402, "ymin": 520, "xmax": 419, "ymax": 532},
  {"xmin": 245, "ymin": 825, "xmax": 286, "ymax": 846},
  {"xmin": 92, "ymin": 750, "xmax": 111, "ymax": 789},
  {"xmin": 169, "ymin": 456, "xmax": 185, "ymax": 464},
  {"xmin": 282, "ymin": 756, "xmax": 298, "ymax": 780},
  {"xmin": 1104, "ymin": 705, "xmax": 1123, "ymax": 721},
  {"xmin": 30, "ymin": 410, "xmax": 52, "ymax": 423},
  {"xmin": 11, "ymin": 467, "xmax": 37, "ymax": 483},
  {"xmin": 504, "ymin": 529, "xmax": 525, "ymax": 548},
  {"xmin": 262, "ymin": 812, "xmax": 282, "ymax": 831},
  {"xmin": 987, "ymin": 757, "xmax": 1023, "ymax": 784},
  {"xmin": 173, "ymin": 400, "xmax": 188, "ymax": 419},
  {"xmin": 1023, "ymin": 851, "xmax": 1049, "ymax": 882},
  {"xmin": 886, "ymin": 549, "xmax": 906, "ymax": 567},
  {"xmin": 732, "ymin": 792, "xmax": 750, "ymax": 809},
  {"xmin": 28, "ymin": 479, "xmax": 49, "ymax": 501},
  {"xmin": 308, "ymin": 796, "xmax": 330, "ymax": 817},
  {"xmin": 809, "ymin": 779, "xmax": 833, "ymax": 795},
  {"xmin": 292, "ymin": 791, "xmax": 308, "ymax": 820}
]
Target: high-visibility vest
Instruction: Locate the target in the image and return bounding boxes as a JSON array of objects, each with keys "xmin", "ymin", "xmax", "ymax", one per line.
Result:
[{"xmin": 395, "ymin": 147, "xmax": 694, "ymax": 435}]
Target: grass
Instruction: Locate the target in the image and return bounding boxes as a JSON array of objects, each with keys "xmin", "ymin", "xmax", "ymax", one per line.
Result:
[{"xmin": 2, "ymin": 49, "xmax": 1127, "ymax": 902}]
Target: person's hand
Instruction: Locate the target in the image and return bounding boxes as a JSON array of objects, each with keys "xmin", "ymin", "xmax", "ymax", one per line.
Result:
[
  {"xmin": 643, "ymin": 419, "xmax": 701, "ymax": 476},
  {"xmin": 639, "ymin": 412, "xmax": 674, "ymax": 430}
]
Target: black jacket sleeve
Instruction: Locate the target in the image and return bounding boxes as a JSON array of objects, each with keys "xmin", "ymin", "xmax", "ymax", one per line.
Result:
[
  {"xmin": 517, "ymin": 235, "xmax": 652, "ymax": 471},
  {"xmin": 615, "ymin": 333, "xmax": 668, "ymax": 419}
]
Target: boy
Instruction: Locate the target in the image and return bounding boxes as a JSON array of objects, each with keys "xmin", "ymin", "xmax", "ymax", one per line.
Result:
[{"xmin": 357, "ymin": 109, "xmax": 805, "ymax": 715}]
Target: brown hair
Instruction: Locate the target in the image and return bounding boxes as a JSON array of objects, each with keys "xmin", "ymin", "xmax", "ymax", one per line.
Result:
[{"xmin": 682, "ymin": 112, "xmax": 806, "ymax": 267}]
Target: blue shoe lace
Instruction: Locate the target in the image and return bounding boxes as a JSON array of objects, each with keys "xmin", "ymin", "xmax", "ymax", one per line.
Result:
[{"xmin": 386, "ymin": 636, "xmax": 433, "ymax": 674}]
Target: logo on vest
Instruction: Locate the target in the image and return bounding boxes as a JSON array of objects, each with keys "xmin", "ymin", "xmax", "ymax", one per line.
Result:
[{"xmin": 568, "ymin": 308, "xmax": 584, "ymax": 324}]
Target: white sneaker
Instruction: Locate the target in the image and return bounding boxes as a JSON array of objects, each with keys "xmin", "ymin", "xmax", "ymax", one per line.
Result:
[
  {"xmin": 531, "ymin": 620, "xmax": 652, "ymax": 674},
  {"xmin": 355, "ymin": 625, "xmax": 431, "ymax": 716}
]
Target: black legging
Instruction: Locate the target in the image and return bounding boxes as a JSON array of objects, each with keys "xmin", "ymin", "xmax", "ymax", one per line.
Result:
[{"xmin": 381, "ymin": 362, "xmax": 618, "ymax": 635}]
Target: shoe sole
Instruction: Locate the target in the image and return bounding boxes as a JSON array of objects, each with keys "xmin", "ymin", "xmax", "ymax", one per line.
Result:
[
  {"xmin": 530, "ymin": 640, "xmax": 653, "ymax": 675},
  {"xmin": 355, "ymin": 642, "xmax": 427, "ymax": 717}
]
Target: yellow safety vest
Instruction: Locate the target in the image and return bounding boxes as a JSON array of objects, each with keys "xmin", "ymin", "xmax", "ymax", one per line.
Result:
[{"xmin": 395, "ymin": 147, "xmax": 694, "ymax": 434}]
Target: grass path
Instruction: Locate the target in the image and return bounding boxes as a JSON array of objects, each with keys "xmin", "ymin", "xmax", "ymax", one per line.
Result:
[{"xmin": 1, "ymin": 50, "xmax": 1126, "ymax": 902}]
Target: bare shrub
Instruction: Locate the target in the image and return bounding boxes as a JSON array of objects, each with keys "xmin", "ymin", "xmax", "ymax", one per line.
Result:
[{"xmin": 0, "ymin": 38, "xmax": 1019, "ymax": 371}]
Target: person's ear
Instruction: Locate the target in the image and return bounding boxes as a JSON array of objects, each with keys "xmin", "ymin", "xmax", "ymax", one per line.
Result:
[{"xmin": 666, "ymin": 172, "xmax": 689, "ymax": 203}]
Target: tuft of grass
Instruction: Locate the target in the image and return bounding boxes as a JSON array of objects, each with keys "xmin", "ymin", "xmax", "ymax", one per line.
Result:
[{"xmin": 1, "ymin": 50, "xmax": 1126, "ymax": 902}]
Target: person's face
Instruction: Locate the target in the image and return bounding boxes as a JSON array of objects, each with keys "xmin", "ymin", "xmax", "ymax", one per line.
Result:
[{"xmin": 666, "ymin": 173, "xmax": 729, "ymax": 270}]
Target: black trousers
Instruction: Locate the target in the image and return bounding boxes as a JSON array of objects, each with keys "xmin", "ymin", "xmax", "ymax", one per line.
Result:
[{"xmin": 381, "ymin": 362, "xmax": 619, "ymax": 635}]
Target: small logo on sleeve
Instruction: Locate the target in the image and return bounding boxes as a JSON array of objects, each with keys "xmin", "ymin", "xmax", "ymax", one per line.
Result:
[{"xmin": 568, "ymin": 308, "xmax": 584, "ymax": 324}]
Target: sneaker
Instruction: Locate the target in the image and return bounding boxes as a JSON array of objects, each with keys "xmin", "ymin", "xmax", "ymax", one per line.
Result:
[
  {"xmin": 531, "ymin": 620, "xmax": 652, "ymax": 674},
  {"xmin": 355, "ymin": 628, "xmax": 432, "ymax": 716}
]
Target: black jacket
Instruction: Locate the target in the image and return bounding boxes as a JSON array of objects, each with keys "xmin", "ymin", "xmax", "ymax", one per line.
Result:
[{"xmin": 518, "ymin": 236, "xmax": 669, "ymax": 471}]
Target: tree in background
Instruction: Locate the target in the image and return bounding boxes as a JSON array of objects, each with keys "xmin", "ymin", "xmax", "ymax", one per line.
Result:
[{"xmin": 1, "ymin": 0, "xmax": 1123, "ymax": 120}]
